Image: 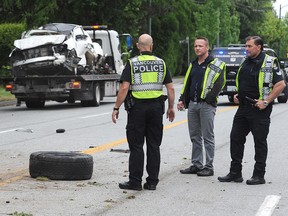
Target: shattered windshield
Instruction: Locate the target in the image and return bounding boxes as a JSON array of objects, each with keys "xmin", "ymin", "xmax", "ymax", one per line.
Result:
[
  {"xmin": 23, "ymin": 30, "xmax": 60, "ymax": 38},
  {"xmin": 41, "ymin": 23, "xmax": 77, "ymax": 36}
]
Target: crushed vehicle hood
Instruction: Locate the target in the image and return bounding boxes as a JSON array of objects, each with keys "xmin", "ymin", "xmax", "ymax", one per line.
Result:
[{"xmin": 14, "ymin": 35, "xmax": 66, "ymax": 50}]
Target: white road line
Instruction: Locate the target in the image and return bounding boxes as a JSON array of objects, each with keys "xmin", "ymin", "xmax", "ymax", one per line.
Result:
[
  {"xmin": 255, "ymin": 195, "xmax": 281, "ymax": 216},
  {"xmin": 0, "ymin": 128, "xmax": 24, "ymax": 134},
  {"xmin": 79, "ymin": 112, "xmax": 110, "ymax": 119},
  {"xmin": 0, "ymin": 113, "xmax": 110, "ymax": 134}
]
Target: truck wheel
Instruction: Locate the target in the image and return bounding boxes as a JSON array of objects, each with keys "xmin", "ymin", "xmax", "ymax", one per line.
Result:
[
  {"xmin": 29, "ymin": 151, "xmax": 93, "ymax": 180},
  {"xmin": 81, "ymin": 100, "xmax": 90, "ymax": 107},
  {"xmin": 67, "ymin": 97, "xmax": 75, "ymax": 104},
  {"xmin": 67, "ymin": 99, "xmax": 75, "ymax": 104},
  {"xmin": 90, "ymin": 82, "xmax": 101, "ymax": 107},
  {"xmin": 56, "ymin": 99, "xmax": 66, "ymax": 103},
  {"xmin": 25, "ymin": 100, "xmax": 45, "ymax": 108}
]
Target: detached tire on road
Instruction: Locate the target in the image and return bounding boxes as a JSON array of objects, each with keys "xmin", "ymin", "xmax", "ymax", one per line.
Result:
[{"xmin": 29, "ymin": 151, "xmax": 93, "ymax": 180}]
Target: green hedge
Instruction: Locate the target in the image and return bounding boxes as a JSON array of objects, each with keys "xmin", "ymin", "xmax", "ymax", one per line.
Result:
[{"xmin": 0, "ymin": 23, "xmax": 26, "ymax": 78}]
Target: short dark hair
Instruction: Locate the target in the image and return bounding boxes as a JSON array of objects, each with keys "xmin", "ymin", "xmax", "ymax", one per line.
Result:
[
  {"xmin": 195, "ymin": 36, "xmax": 209, "ymax": 47},
  {"xmin": 245, "ymin": 36, "xmax": 264, "ymax": 51}
]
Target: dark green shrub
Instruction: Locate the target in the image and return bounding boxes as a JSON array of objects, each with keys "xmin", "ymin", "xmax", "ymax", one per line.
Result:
[{"xmin": 0, "ymin": 23, "xmax": 26, "ymax": 77}]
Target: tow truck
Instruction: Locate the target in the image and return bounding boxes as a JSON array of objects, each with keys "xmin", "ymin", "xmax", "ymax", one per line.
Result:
[{"xmin": 5, "ymin": 24, "xmax": 132, "ymax": 108}]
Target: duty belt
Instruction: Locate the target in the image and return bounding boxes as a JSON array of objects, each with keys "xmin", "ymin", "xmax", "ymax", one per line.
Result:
[{"xmin": 133, "ymin": 97, "xmax": 161, "ymax": 103}]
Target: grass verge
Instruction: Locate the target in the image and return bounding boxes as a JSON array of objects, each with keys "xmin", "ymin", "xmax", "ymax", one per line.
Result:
[{"xmin": 0, "ymin": 85, "xmax": 15, "ymax": 101}]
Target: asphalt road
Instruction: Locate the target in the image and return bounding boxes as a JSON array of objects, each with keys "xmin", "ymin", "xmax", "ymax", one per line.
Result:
[
  {"xmin": 0, "ymin": 79, "xmax": 288, "ymax": 216},
  {"xmin": 0, "ymin": 99, "xmax": 16, "ymax": 107}
]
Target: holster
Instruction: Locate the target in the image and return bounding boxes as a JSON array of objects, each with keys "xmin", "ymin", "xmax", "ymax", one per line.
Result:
[
  {"xmin": 161, "ymin": 95, "xmax": 168, "ymax": 114},
  {"xmin": 124, "ymin": 90, "xmax": 135, "ymax": 112}
]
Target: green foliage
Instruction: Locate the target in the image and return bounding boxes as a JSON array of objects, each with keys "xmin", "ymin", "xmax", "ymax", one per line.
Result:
[
  {"xmin": 194, "ymin": 1, "xmax": 220, "ymax": 47},
  {"xmin": 235, "ymin": 0, "xmax": 273, "ymax": 40},
  {"xmin": 0, "ymin": 23, "xmax": 26, "ymax": 77},
  {"xmin": 0, "ymin": 0, "xmax": 287, "ymax": 75},
  {"xmin": 219, "ymin": 0, "xmax": 240, "ymax": 46},
  {"xmin": 150, "ymin": 0, "xmax": 191, "ymax": 75},
  {"xmin": 50, "ymin": 0, "xmax": 143, "ymax": 36},
  {"xmin": 0, "ymin": 65, "xmax": 12, "ymax": 78},
  {"xmin": 0, "ymin": 85, "xmax": 15, "ymax": 101},
  {"xmin": 0, "ymin": 0, "xmax": 57, "ymax": 28},
  {"xmin": 255, "ymin": 9, "xmax": 288, "ymax": 58}
]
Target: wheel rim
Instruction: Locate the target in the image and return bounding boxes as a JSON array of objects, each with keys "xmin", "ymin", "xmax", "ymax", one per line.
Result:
[{"xmin": 92, "ymin": 83, "xmax": 100, "ymax": 106}]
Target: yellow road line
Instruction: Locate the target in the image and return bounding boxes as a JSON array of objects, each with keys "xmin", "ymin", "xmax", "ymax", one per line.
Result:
[
  {"xmin": 0, "ymin": 174, "xmax": 28, "ymax": 187},
  {"xmin": 217, "ymin": 106, "xmax": 237, "ymax": 113},
  {"xmin": 81, "ymin": 106, "xmax": 237, "ymax": 155},
  {"xmin": 81, "ymin": 119, "xmax": 189, "ymax": 154},
  {"xmin": 0, "ymin": 106, "xmax": 237, "ymax": 187},
  {"xmin": 0, "ymin": 169, "xmax": 29, "ymax": 187},
  {"xmin": 81, "ymin": 138, "xmax": 127, "ymax": 154}
]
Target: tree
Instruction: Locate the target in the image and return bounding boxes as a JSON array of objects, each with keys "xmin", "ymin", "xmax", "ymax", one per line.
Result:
[
  {"xmin": 0, "ymin": 0, "xmax": 287, "ymax": 72},
  {"xmin": 0, "ymin": 0, "xmax": 57, "ymax": 28},
  {"xmin": 52, "ymin": 0, "xmax": 143, "ymax": 36},
  {"xmin": 235, "ymin": 0, "xmax": 274, "ymax": 41}
]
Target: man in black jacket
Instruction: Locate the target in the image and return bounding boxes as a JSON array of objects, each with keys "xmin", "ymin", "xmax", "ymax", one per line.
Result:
[
  {"xmin": 218, "ymin": 36, "xmax": 286, "ymax": 185},
  {"xmin": 178, "ymin": 36, "xmax": 226, "ymax": 177}
]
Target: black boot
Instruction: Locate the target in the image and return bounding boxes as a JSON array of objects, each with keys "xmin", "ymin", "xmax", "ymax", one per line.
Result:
[
  {"xmin": 218, "ymin": 172, "xmax": 243, "ymax": 183},
  {"xmin": 246, "ymin": 176, "xmax": 265, "ymax": 185}
]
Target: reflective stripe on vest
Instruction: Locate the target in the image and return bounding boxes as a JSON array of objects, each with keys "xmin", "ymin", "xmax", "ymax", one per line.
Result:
[
  {"xmin": 201, "ymin": 58, "xmax": 225, "ymax": 99},
  {"xmin": 181, "ymin": 58, "xmax": 225, "ymax": 99},
  {"xmin": 130, "ymin": 55, "xmax": 166, "ymax": 99},
  {"xmin": 236, "ymin": 54, "xmax": 274, "ymax": 99},
  {"xmin": 259, "ymin": 55, "xmax": 274, "ymax": 99}
]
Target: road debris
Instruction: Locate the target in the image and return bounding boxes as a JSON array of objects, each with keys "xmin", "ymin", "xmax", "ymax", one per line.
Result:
[{"xmin": 110, "ymin": 148, "xmax": 130, "ymax": 153}]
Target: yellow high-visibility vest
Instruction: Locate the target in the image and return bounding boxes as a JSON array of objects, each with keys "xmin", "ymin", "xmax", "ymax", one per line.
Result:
[
  {"xmin": 129, "ymin": 55, "xmax": 166, "ymax": 99},
  {"xmin": 236, "ymin": 54, "xmax": 275, "ymax": 99},
  {"xmin": 181, "ymin": 58, "xmax": 226, "ymax": 99}
]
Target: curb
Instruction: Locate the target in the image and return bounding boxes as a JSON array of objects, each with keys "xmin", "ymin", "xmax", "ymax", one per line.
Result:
[
  {"xmin": 0, "ymin": 100, "xmax": 16, "ymax": 107},
  {"xmin": 0, "ymin": 77, "xmax": 184, "ymax": 108}
]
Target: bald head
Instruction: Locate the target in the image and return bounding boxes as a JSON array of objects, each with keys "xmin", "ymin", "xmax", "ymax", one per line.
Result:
[{"xmin": 137, "ymin": 34, "xmax": 153, "ymax": 52}]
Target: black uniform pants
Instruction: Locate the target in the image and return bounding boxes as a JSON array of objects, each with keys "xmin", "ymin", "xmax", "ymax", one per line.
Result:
[
  {"xmin": 126, "ymin": 100, "xmax": 163, "ymax": 186},
  {"xmin": 230, "ymin": 104, "xmax": 272, "ymax": 178}
]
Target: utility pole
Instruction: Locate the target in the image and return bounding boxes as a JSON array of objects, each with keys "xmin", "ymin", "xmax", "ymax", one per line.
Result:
[
  {"xmin": 186, "ymin": 36, "xmax": 190, "ymax": 66},
  {"xmin": 278, "ymin": 4, "xmax": 288, "ymax": 57},
  {"xmin": 179, "ymin": 37, "xmax": 190, "ymax": 67},
  {"xmin": 149, "ymin": 0, "xmax": 152, "ymax": 36}
]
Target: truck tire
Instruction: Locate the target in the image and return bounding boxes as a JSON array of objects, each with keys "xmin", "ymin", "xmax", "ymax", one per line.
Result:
[
  {"xmin": 25, "ymin": 100, "xmax": 45, "ymax": 108},
  {"xmin": 90, "ymin": 82, "xmax": 101, "ymax": 107},
  {"xmin": 29, "ymin": 151, "xmax": 93, "ymax": 180},
  {"xmin": 81, "ymin": 100, "xmax": 90, "ymax": 107},
  {"xmin": 67, "ymin": 98, "xmax": 75, "ymax": 104}
]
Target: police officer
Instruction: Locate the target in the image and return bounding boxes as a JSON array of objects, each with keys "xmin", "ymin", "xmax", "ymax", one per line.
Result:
[
  {"xmin": 218, "ymin": 36, "xmax": 286, "ymax": 185},
  {"xmin": 178, "ymin": 36, "xmax": 226, "ymax": 177},
  {"xmin": 112, "ymin": 34, "xmax": 175, "ymax": 191}
]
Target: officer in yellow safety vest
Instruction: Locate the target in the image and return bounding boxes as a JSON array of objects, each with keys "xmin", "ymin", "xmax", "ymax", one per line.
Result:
[
  {"xmin": 112, "ymin": 34, "xmax": 175, "ymax": 191},
  {"xmin": 218, "ymin": 36, "xmax": 286, "ymax": 185},
  {"xmin": 178, "ymin": 36, "xmax": 226, "ymax": 177}
]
